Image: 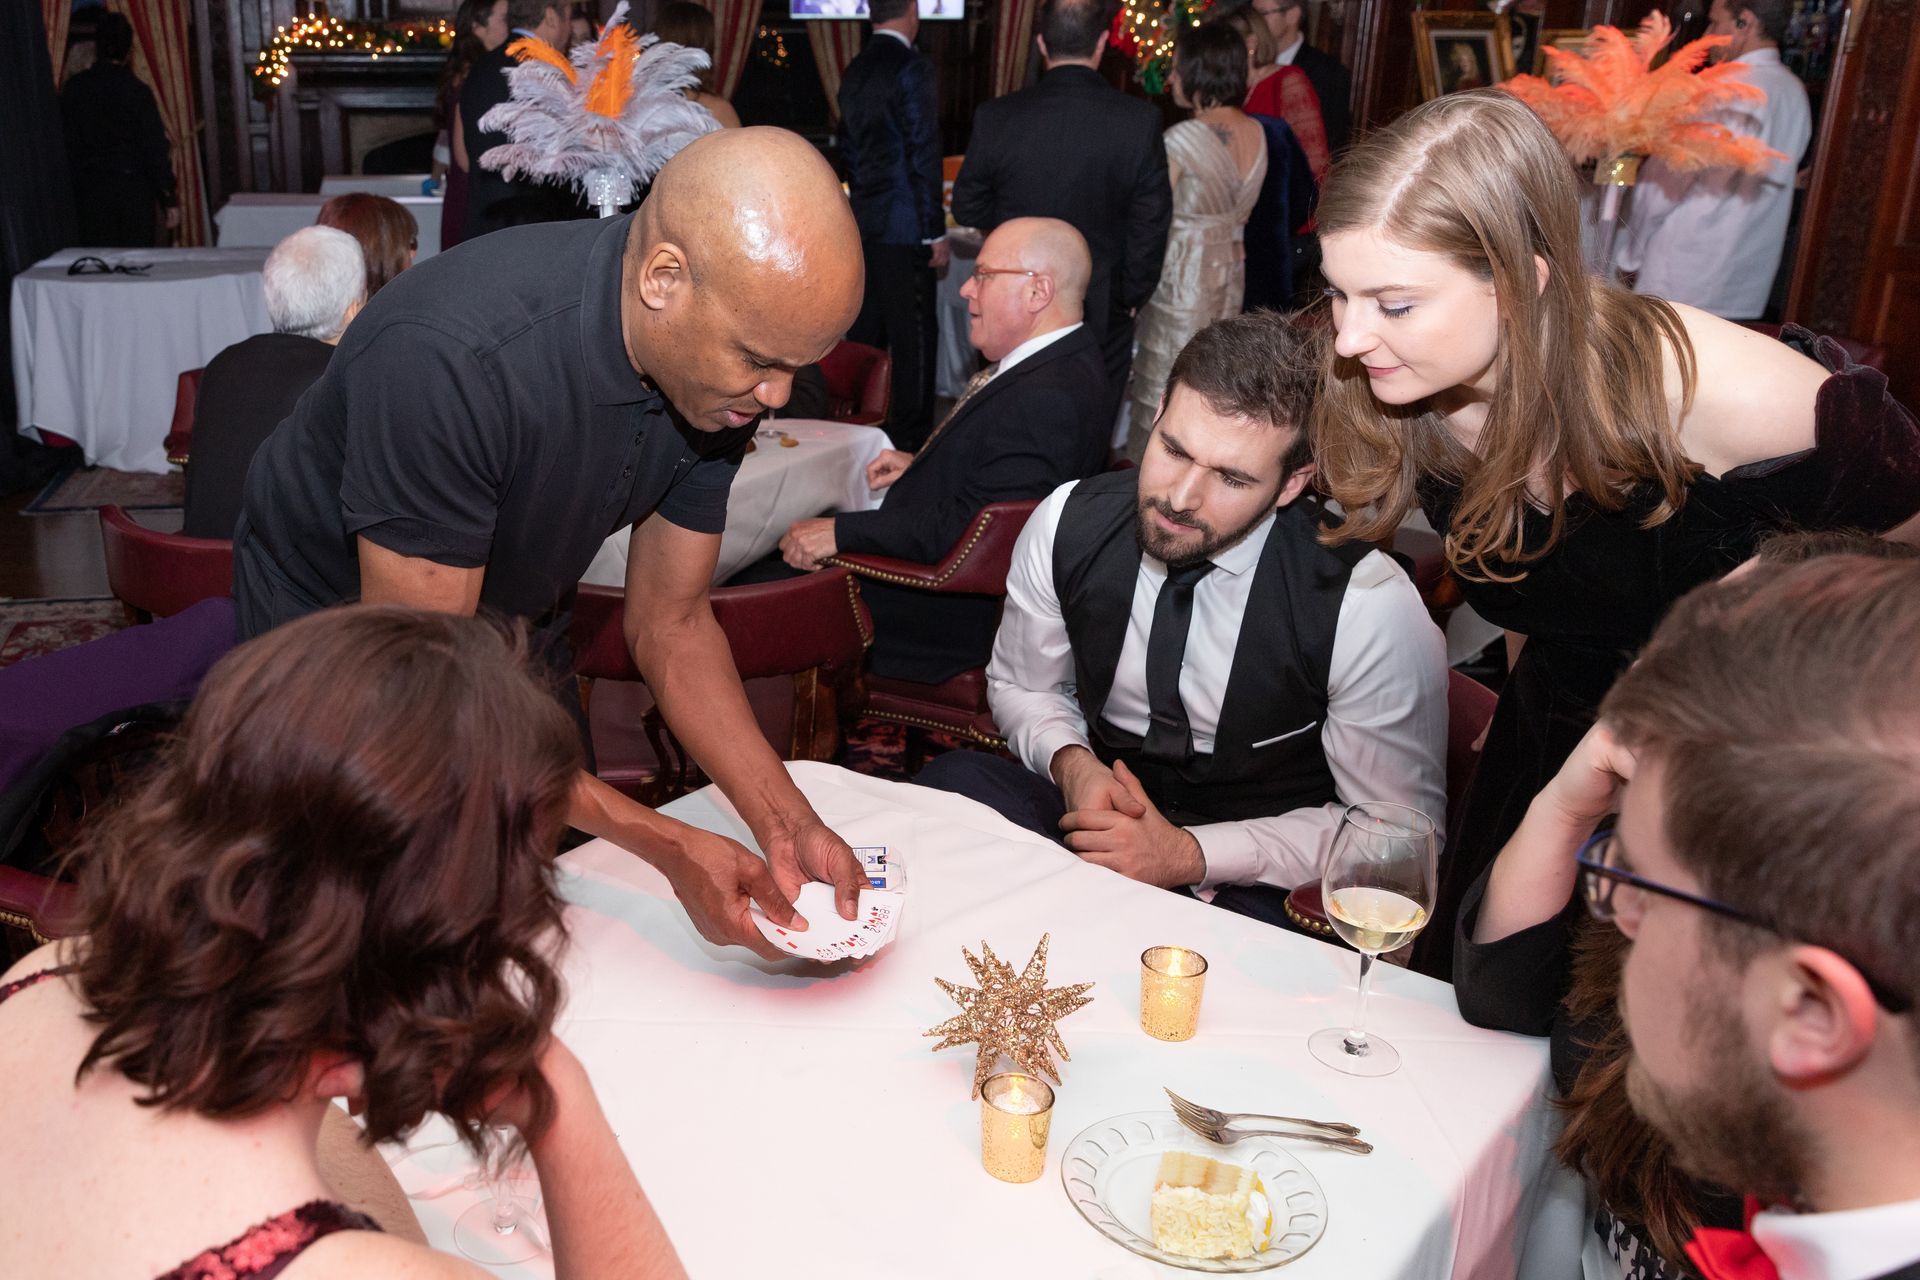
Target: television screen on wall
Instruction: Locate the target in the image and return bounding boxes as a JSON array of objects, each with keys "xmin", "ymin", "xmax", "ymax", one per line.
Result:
[{"xmin": 790, "ymin": 1, "xmax": 963, "ymax": 18}]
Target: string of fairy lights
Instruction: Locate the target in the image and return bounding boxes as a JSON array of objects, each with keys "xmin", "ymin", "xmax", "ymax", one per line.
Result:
[{"xmin": 252, "ymin": 12, "xmax": 453, "ymax": 97}]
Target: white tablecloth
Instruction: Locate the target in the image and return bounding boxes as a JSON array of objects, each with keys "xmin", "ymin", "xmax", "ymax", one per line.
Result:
[
  {"xmin": 319, "ymin": 172, "xmax": 436, "ymax": 198},
  {"xmin": 215, "ymin": 192, "xmax": 444, "ymax": 259},
  {"xmin": 10, "ymin": 247, "xmax": 272, "ymax": 474},
  {"xmin": 580, "ymin": 419, "xmax": 891, "ymax": 588},
  {"xmin": 384, "ymin": 763, "xmax": 1583, "ymax": 1279}
]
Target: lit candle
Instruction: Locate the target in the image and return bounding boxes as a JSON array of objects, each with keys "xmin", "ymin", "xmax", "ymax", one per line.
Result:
[
  {"xmin": 1139, "ymin": 945, "xmax": 1209, "ymax": 1042},
  {"xmin": 980, "ymin": 1071, "xmax": 1054, "ymax": 1183}
]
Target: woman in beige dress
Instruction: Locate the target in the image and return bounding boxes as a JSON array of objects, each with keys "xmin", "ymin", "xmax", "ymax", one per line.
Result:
[{"xmin": 1128, "ymin": 22, "xmax": 1268, "ymax": 460}]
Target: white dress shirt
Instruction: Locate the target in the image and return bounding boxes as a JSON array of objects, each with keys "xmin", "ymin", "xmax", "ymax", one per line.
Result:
[
  {"xmin": 987, "ymin": 481, "xmax": 1449, "ymax": 891},
  {"xmin": 1753, "ymin": 1197, "xmax": 1920, "ymax": 1280},
  {"xmin": 1617, "ymin": 47, "xmax": 1811, "ymax": 319},
  {"xmin": 1274, "ymin": 35, "xmax": 1305, "ymax": 66},
  {"xmin": 992, "ymin": 321, "xmax": 1083, "ymax": 380}
]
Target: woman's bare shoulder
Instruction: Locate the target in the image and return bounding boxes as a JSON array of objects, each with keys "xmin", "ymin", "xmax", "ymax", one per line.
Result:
[
  {"xmin": 1665, "ymin": 303, "xmax": 1827, "ymax": 476},
  {"xmin": 287, "ymin": 1229, "xmax": 490, "ymax": 1280}
]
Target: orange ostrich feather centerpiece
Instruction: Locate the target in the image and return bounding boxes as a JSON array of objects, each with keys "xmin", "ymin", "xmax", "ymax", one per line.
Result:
[
  {"xmin": 506, "ymin": 35, "xmax": 576, "ymax": 82},
  {"xmin": 1504, "ymin": 13, "xmax": 1783, "ymax": 176},
  {"xmin": 585, "ymin": 21, "xmax": 640, "ymax": 118}
]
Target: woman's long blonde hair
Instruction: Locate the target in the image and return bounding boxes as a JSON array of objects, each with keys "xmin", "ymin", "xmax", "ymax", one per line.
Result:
[{"xmin": 1312, "ymin": 90, "xmax": 1700, "ymax": 580}]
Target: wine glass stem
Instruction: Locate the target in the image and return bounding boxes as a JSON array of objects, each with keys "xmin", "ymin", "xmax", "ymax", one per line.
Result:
[{"xmin": 1345, "ymin": 953, "xmax": 1376, "ymax": 1055}]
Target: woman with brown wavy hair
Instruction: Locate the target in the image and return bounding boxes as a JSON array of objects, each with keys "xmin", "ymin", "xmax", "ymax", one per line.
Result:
[
  {"xmin": 1308, "ymin": 89, "xmax": 1920, "ymax": 983},
  {"xmin": 316, "ymin": 192, "xmax": 418, "ymax": 299},
  {"xmin": 0, "ymin": 606, "xmax": 686, "ymax": 1279}
]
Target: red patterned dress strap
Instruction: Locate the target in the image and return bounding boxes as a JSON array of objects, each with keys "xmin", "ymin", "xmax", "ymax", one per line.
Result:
[
  {"xmin": 156, "ymin": 1200, "xmax": 383, "ymax": 1280},
  {"xmin": 0, "ymin": 965, "xmax": 73, "ymax": 1005}
]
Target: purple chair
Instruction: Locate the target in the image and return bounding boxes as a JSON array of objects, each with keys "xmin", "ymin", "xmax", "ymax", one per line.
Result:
[{"xmin": 0, "ymin": 598, "xmax": 236, "ymax": 946}]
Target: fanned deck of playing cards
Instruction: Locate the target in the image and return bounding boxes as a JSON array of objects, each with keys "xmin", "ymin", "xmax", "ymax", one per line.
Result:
[{"xmin": 751, "ymin": 846, "xmax": 905, "ymax": 961}]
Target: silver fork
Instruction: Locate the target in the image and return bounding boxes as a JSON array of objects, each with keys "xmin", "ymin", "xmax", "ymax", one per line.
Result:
[
  {"xmin": 1165, "ymin": 1089, "xmax": 1366, "ymax": 1142},
  {"xmin": 1171, "ymin": 1105, "xmax": 1375, "ymax": 1155}
]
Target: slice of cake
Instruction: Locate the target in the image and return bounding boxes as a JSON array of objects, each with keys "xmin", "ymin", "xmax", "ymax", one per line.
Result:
[{"xmin": 1150, "ymin": 1151, "xmax": 1273, "ymax": 1260}]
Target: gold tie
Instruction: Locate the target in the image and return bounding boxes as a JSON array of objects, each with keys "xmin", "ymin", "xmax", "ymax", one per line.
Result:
[{"xmin": 911, "ymin": 363, "xmax": 998, "ymax": 462}]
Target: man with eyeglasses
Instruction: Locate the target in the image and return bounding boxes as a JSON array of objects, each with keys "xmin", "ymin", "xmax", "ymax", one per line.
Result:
[
  {"xmin": 769, "ymin": 218, "xmax": 1109, "ymax": 683},
  {"xmin": 1466, "ymin": 555, "xmax": 1920, "ymax": 1280}
]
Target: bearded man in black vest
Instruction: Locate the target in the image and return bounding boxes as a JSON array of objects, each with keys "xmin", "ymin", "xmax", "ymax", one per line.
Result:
[{"xmin": 917, "ymin": 313, "xmax": 1447, "ymax": 925}]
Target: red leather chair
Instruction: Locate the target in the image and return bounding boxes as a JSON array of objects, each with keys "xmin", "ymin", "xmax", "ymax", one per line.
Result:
[
  {"xmin": 823, "ymin": 499, "xmax": 1040, "ymax": 749},
  {"xmin": 1284, "ymin": 669, "xmax": 1499, "ymax": 939},
  {"xmin": 164, "ymin": 367, "xmax": 204, "ymax": 467},
  {"xmin": 98, "ymin": 505, "xmax": 234, "ymax": 623},
  {"xmin": 570, "ymin": 568, "xmax": 873, "ymax": 804},
  {"xmin": 816, "ymin": 340, "xmax": 891, "ymax": 426},
  {"xmin": 0, "ymin": 866, "xmax": 78, "ymax": 950},
  {"xmin": 1741, "ymin": 323, "xmax": 1885, "ymax": 372}
]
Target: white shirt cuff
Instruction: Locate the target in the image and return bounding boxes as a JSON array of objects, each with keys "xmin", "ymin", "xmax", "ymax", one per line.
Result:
[{"xmin": 1189, "ymin": 821, "xmax": 1263, "ymax": 893}]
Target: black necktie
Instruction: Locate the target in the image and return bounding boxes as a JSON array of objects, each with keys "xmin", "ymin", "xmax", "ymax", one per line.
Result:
[{"xmin": 1140, "ymin": 560, "xmax": 1215, "ymax": 765}]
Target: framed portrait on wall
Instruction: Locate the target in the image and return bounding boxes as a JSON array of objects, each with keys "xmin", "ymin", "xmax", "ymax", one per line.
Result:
[{"xmin": 1412, "ymin": 11, "xmax": 1517, "ymax": 101}]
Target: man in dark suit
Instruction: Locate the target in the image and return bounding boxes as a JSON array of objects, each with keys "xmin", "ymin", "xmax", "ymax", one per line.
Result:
[
  {"xmin": 837, "ymin": 0, "xmax": 947, "ymax": 449},
  {"xmin": 952, "ymin": 0, "xmax": 1172, "ymax": 426},
  {"xmin": 776, "ymin": 219, "xmax": 1109, "ymax": 683},
  {"xmin": 1250, "ymin": 0, "xmax": 1353, "ymax": 152},
  {"xmin": 459, "ymin": 0, "xmax": 577, "ymax": 241}
]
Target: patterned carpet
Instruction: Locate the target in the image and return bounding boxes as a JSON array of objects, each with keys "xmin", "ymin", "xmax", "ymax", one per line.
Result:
[
  {"xmin": 25, "ymin": 465, "xmax": 184, "ymax": 514},
  {"xmin": 0, "ymin": 597, "xmax": 129, "ymax": 668}
]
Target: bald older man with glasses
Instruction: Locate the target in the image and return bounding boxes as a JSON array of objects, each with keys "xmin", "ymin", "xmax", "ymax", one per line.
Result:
[{"xmin": 771, "ymin": 217, "xmax": 1110, "ymax": 684}]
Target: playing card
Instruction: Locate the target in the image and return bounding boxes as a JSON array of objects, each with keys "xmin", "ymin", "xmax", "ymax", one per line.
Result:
[{"xmin": 752, "ymin": 854, "xmax": 905, "ymax": 961}]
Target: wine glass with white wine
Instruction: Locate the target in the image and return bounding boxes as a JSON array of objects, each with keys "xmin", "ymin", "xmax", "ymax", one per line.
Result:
[{"xmin": 1308, "ymin": 801, "xmax": 1438, "ymax": 1078}]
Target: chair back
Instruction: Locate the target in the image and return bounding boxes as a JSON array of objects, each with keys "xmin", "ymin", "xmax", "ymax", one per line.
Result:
[
  {"xmin": 164, "ymin": 367, "xmax": 204, "ymax": 466},
  {"xmin": 826, "ymin": 498, "xmax": 1039, "ymax": 597},
  {"xmin": 98, "ymin": 506, "xmax": 234, "ymax": 621},
  {"xmin": 817, "ymin": 340, "xmax": 892, "ymax": 425},
  {"xmin": 570, "ymin": 571, "xmax": 873, "ymax": 799},
  {"xmin": 1445, "ymin": 669, "xmax": 1498, "ymax": 819}
]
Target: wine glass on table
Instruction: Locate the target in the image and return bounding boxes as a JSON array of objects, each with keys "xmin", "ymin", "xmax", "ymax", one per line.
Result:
[
  {"xmin": 452, "ymin": 1126, "xmax": 547, "ymax": 1265},
  {"xmin": 1308, "ymin": 801, "xmax": 1438, "ymax": 1078}
]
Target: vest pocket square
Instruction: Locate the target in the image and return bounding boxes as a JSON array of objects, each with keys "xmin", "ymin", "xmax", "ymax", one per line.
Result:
[{"xmin": 1250, "ymin": 721, "xmax": 1320, "ymax": 749}]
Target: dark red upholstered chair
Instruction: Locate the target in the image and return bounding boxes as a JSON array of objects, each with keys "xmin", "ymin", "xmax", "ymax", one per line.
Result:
[
  {"xmin": 1740, "ymin": 322, "xmax": 1885, "ymax": 372},
  {"xmin": 570, "ymin": 568, "xmax": 873, "ymax": 804},
  {"xmin": 0, "ymin": 867, "xmax": 79, "ymax": 952},
  {"xmin": 164, "ymin": 367, "xmax": 204, "ymax": 467},
  {"xmin": 1284, "ymin": 669, "xmax": 1500, "ymax": 940},
  {"xmin": 816, "ymin": 340, "xmax": 892, "ymax": 426},
  {"xmin": 822, "ymin": 499, "xmax": 1040, "ymax": 749},
  {"xmin": 98, "ymin": 505, "xmax": 234, "ymax": 623}
]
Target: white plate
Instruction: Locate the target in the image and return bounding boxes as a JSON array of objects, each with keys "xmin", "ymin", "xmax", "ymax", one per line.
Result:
[{"xmin": 1061, "ymin": 1111, "xmax": 1328, "ymax": 1272}]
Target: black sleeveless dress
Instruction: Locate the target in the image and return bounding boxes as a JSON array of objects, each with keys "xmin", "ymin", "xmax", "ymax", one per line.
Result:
[{"xmin": 1419, "ymin": 326, "xmax": 1920, "ymax": 980}]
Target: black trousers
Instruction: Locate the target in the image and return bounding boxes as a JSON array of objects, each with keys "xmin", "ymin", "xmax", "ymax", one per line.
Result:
[
  {"xmin": 913, "ymin": 750, "xmax": 1310, "ymax": 934},
  {"xmin": 851, "ymin": 241, "xmax": 937, "ymax": 450}
]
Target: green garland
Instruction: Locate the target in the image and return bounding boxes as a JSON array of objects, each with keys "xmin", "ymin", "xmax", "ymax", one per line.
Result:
[{"xmin": 252, "ymin": 12, "xmax": 453, "ymax": 100}]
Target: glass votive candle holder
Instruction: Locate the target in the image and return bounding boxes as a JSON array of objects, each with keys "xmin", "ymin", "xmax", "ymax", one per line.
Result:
[
  {"xmin": 980, "ymin": 1071, "xmax": 1054, "ymax": 1183},
  {"xmin": 1140, "ymin": 945, "xmax": 1209, "ymax": 1041}
]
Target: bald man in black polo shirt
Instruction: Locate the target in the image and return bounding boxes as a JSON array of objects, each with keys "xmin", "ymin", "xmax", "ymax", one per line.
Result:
[{"xmin": 233, "ymin": 129, "xmax": 869, "ymax": 960}]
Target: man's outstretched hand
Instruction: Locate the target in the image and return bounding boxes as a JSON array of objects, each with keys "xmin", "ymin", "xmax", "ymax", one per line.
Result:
[
  {"xmin": 655, "ymin": 825, "xmax": 801, "ymax": 962},
  {"xmin": 762, "ymin": 817, "xmax": 864, "ymax": 922}
]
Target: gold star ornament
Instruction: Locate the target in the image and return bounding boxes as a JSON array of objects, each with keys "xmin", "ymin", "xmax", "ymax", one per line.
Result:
[{"xmin": 925, "ymin": 934, "xmax": 1095, "ymax": 1098}]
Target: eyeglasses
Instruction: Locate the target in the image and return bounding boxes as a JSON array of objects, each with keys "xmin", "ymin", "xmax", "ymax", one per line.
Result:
[
  {"xmin": 1576, "ymin": 831, "xmax": 1912, "ymax": 1013},
  {"xmin": 65, "ymin": 256, "xmax": 152, "ymax": 277},
  {"xmin": 968, "ymin": 264, "xmax": 1041, "ymax": 285}
]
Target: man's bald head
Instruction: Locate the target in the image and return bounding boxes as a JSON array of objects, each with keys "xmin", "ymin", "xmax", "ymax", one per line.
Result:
[
  {"xmin": 960, "ymin": 217, "xmax": 1091, "ymax": 362},
  {"xmin": 622, "ymin": 127, "xmax": 865, "ymax": 432},
  {"xmin": 993, "ymin": 217, "xmax": 1091, "ymax": 318}
]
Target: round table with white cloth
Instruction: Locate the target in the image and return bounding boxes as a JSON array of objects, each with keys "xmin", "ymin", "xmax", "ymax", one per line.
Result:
[
  {"xmin": 580, "ymin": 419, "xmax": 892, "ymax": 588},
  {"xmin": 215, "ymin": 192, "xmax": 444, "ymax": 259},
  {"xmin": 378, "ymin": 763, "xmax": 1586, "ymax": 1280},
  {"xmin": 10, "ymin": 247, "xmax": 272, "ymax": 474}
]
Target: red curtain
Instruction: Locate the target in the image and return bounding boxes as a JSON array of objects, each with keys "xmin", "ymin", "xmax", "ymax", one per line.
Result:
[
  {"xmin": 108, "ymin": 0, "xmax": 208, "ymax": 246},
  {"xmin": 991, "ymin": 0, "xmax": 1043, "ymax": 98},
  {"xmin": 807, "ymin": 22, "xmax": 865, "ymax": 123},
  {"xmin": 41, "ymin": 0, "xmax": 70, "ymax": 85},
  {"xmin": 708, "ymin": 0, "xmax": 761, "ymax": 99}
]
